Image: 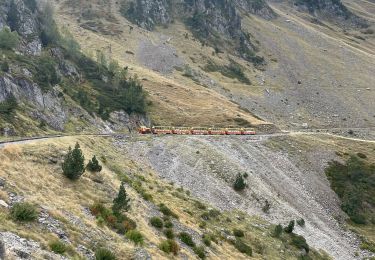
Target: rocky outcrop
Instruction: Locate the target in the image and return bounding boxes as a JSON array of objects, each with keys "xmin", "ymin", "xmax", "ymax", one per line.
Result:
[
  {"xmin": 234, "ymin": 0, "xmax": 276, "ymax": 19},
  {"xmin": 292, "ymin": 0, "xmax": 368, "ymax": 28},
  {"xmin": 0, "ymin": 231, "xmax": 67, "ymax": 259},
  {"xmin": 0, "ymin": 0, "xmax": 42, "ymax": 55},
  {"xmin": 0, "ymin": 74, "xmax": 68, "ymax": 130},
  {"xmin": 123, "ymin": 0, "xmax": 269, "ymax": 64},
  {"xmin": 125, "ymin": 0, "xmax": 172, "ymax": 30}
]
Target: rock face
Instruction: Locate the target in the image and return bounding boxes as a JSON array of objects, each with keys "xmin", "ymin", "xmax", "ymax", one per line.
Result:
[
  {"xmin": 0, "ymin": 74, "xmax": 68, "ymax": 130},
  {"xmin": 292, "ymin": 0, "xmax": 368, "ymax": 28},
  {"xmin": 0, "ymin": 0, "xmax": 42, "ymax": 55},
  {"xmin": 123, "ymin": 0, "xmax": 273, "ymax": 63},
  {"xmin": 126, "ymin": 0, "xmax": 172, "ymax": 30}
]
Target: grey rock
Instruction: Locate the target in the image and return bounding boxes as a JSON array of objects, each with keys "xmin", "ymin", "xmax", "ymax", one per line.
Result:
[
  {"xmin": 132, "ymin": 248, "xmax": 152, "ymax": 260},
  {"xmin": 0, "ymin": 200, "xmax": 9, "ymax": 208}
]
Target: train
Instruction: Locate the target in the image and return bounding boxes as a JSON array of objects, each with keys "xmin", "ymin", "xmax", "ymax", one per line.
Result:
[{"xmin": 138, "ymin": 126, "xmax": 256, "ymax": 135}]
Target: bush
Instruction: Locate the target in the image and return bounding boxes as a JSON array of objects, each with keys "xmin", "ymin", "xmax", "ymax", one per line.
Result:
[
  {"xmin": 126, "ymin": 230, "xmax": 144, "ymax": 245},
  {"xmin": 62, "ymin": 142, "xmax": 85, "ymax": 180},
  {"xmin": 150, "ymin": 217, "xmax": 163, "ymax": 229},
  {"xmin": 159, "ymin": 239, "xmax": 179, "ymax": 255},
  {"xmin": 164, "ymin": 228, "xmax": 175, "ymax": 239},
  {"xmin": 179, "ymin": 232, "xmax": 195, "ymax": 247},
  {"xmin": 325, "ymin": 156, "xmax": 374, "ymax": 224},
  {"xmin": 291, "ymin": 234, "xmax": 309, "ymax": 253},
  {"xmin": 284, "ymin": 220, "xmax": 295, "ymax": 233},
  {"xmin": 1, "ymin": 61, "xmax": 9, "ymax": 72},
  {"xmin": 233, "ymin": 173, "xmax": 246, "ymax": 191},
  {"xmin": 193, "ymin": 246, "xmax": 206, "ymax": 259},
  {"xmin": 202, "ymin": 234, "xmax": 211, "ymax": 246},
  {"xmin": 159, "ymin": 204, "xmax": 178, "ymax": 218},
  {"xmin": 297, "ymin": 218, "xmax": 305, "ymax": 227},
  {"xmin": 95, "ymin": 248, "xmax": 116, "ymax": 260},
  {"xmin": 87, "ymin": 156, "xmax": 103, "ymax": 172},
  {"xmin": 273, "ymin": 224, "xmax": 283, "ymax": 238},
  {"xmin": 34, "ymin": 56, "xmax": 61, "ymax": 91},
  {"xmin": 164, "ymin": 220, "xmax": 173, "ymax": 228},
  {"xmin": 10, "ymin": 202, "xmax": 38, "ymax": 222},
  {"xmin": 0, "ymin": 27, "xmax": 19, "ymax": 50},
  {"xmin": 234, "ymin": 239, "xmax": 252, "ymax": 256},
  {"xmin": 0, "ymin": 94, "xmax": 18, "ymax": 119},
  {"xmin": 49, "ymin": 240, "xmax": 67, "ymax": 255},
  {"xmin": 357, "ymin": 153, "xmax": 367, "ymax": 159},
  {"xmin": 233, "ymin": 229, "xmax": 245, "ymax": 238}
]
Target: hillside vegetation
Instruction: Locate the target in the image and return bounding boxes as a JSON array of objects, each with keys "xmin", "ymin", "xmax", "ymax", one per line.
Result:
[{"xmin": 0, "ymin": 136, "xmax": 331, "ymax": 259}]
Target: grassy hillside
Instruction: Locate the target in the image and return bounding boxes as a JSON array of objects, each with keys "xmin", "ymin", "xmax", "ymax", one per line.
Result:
[
  {"xmin": 50, "ymin": 0, "xmax": 375, "ymax": 131},
  {"xmin": 0, "ymin": 136, "xmax": 330, "ymax": 259}
]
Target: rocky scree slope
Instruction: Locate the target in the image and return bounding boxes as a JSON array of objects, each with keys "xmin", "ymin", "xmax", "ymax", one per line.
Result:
[{"xmin": 123, "ymin": 134, "xmax": 375, "ymax": 259}]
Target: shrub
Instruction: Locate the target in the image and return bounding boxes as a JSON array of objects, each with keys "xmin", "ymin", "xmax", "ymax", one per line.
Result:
[
  {"xmin": 0, "ymin": 27, "xmax": 19, "ymax": 50},
  {"xmin": 49, "ymin": 240, "xmax": 67, "ymax": 254},
  {"xmin": 297, "ymin": 218, "xmax": 305, "ymax": 227},
  {"xmin": 1, "ymin": 61, "xmax": 9, "ymax": 72},
  {"xmin": 291, "ymin": 234, "xmax": 309, "ymax": 253},
  {"xmin": 234, "ymin": 239, "xmax": 252, "ymax": 256},
  {"xmin": 202, "ymin": 234, "xmax": 211, "ymax": 246},
  {"xmin": 34, "ymin": 56, "xmax": 60, "ymax": 91},
  {"xmin": 150, "ymin": 217, "xmax": 163, "ymax": 229},
  {"xmin": 87, "ymin": 156, "xmax": 103, "ymax": 172},
  {"xmin": 112, "ymin": 182, "xmax": 130, "ymax": 214},
  {"xmin": 0, "ymin": 94, "xmax": 18, "ymax": 119},
  {"xmin": 10, "ymin": 202, "xmax": 38, "ymax": 222},
  {"xmin": 62, "ymin": 142, "xmax": 85, "ymax": 180},
  {"xmin": 95, "ymin": 248, "xmax": 116, "ymax": 260},
  {"xmin": 325, "ymin": 156, "xmax": 374, "ymax": 224},
  {"xmin": 164, "ymin": 228, "xmax": 175, "ymax": 239},
  {"xmin": 233, "ymin": 229, "xmax": 245, "ymax": 238},
  {"xmin": 159, "ymin": 204, "xmax": 178, "ymax": 218},
  {"xmin": 273, "ymin": 224, "xmax": 283, "ymax": 238},
  {"xmin": 159, "ymin": 239, "xmax": 179, "ymax": 255},
  {"xmin": 284, "ymin": 220, "xmax": 295, "ymax": 233},
  {"xmin": 357, "ymin": 153, "xmax": 367, "ymax": 159},
  {"xmin": 164, "ymin": 220, "xmax": 173, "ymax": 228},
  {"xmin": 126, "ymin": 230, "xmax": 144, "ymax": 245},
  {"xmin": 233, "ymin": 173, "xmax": 246, "ymax": 191},
  {"xmin": 193, "ymin": 246, "xmax": 206, "ymax": 259},
  {"xmin": 179, "ymin": 232, "xmax": 195, "ymax": 247}
]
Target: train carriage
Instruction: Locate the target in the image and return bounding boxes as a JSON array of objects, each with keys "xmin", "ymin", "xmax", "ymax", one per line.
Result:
[
  {"xmin": 152, "ymin": 126, "xmax": 174, "ymax": 134},
  {"xmin": 242, "ymin": 128, "xmax": 256, "ymax": 135},
  {"xmin": 173, "ymin": 127, "xmax": 192, "ymax": 135},
  {"xmin": 208, "ymin": 128, "xmax": 226, "ymax": 135},
  {"xmin": 226, "ymin": 128, "xmax": 242, "ymax": 135},
  {"xmin": 191, "ymin": 127, "xmax": 209, "ymax": 135}
]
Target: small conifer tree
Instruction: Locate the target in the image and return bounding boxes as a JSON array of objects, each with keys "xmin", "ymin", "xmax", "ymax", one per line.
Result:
[
  {"xmin": 284, "ymin": 220, "xmax": 295, "ymax": 233},
  {"xmin": 273, "ymin": 224, "xmax": 283, "ymax": 238},
  {"xmin": 62, "ymin": 142, "xmax": 85, "ymax": 180},
  {"xmin": 233, "ymin": 173, "xmax": 246, "ymax": 191},
  {"xmin": 87, "ymin": 155, "xmax": 102, "ymax": 172},
  {"xmin": 112, "ymin": 182, "xmax": 130, "ymax": 214}
]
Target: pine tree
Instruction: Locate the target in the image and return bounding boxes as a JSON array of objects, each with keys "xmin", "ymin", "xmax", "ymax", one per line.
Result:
[
  {"xmin": 86, "ymin": 155, "xmax": 102, "ymax": 172},
  {"xmin": 284, "ymin": 220, "xmax": 295, "ymax": 234},
  {"xmin": 233, "ymin": 173, "xmax": 246, "ymax": 191},
  {"xmin": 62, "ymin": 142, "xmax": 85, "ymax": 180},
  {"xmin": 112, "ymin": 182, "xmax": 130, "ymax": 214}
]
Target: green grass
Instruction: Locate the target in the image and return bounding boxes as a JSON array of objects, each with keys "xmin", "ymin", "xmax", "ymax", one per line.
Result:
[
  {"xmin": 203, "ymin": 60, "xmax": 251, "ymax": 84},
  {"xmin": 325, "ymin": 155, "xmax": 375, "ymax": 224}
]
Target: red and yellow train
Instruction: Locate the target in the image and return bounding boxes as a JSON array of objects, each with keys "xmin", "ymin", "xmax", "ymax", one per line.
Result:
[{"xmin": 138, "ymin": 126, "xmax": 256, "ymax": 135}]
